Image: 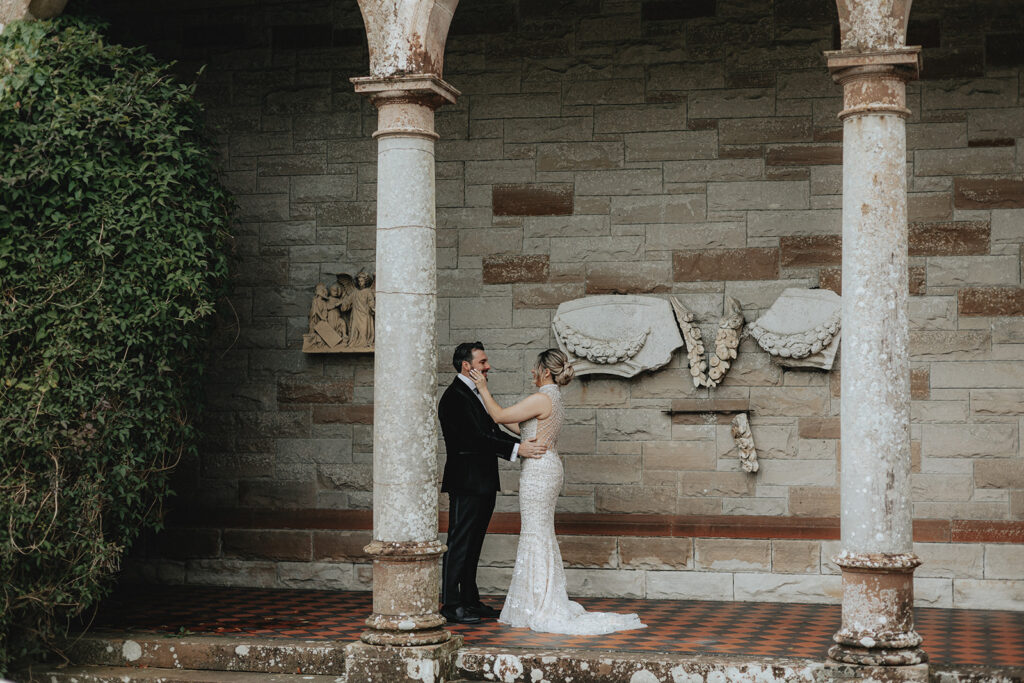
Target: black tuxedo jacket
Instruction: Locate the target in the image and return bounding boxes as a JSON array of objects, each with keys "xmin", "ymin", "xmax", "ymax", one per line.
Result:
[{"xmin": 439, "ymin": 376, "xmax": 518, "ymax": 495}]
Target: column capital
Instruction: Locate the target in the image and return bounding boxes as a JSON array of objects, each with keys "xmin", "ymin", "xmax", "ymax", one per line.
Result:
[
  {"xmin": 351, "ymin": 74, "xmax": 459, "ymax": 139},
  {"xmin": 825, "ymin": 47, "xmax": 920, "ymax": 119},
  {"xmin": 825, "ymin": 47, "xmax": 921, "ymax": 81},
  {"xmin": 351, "ymin": 74, "xmax": 459, "ymax": 109}
]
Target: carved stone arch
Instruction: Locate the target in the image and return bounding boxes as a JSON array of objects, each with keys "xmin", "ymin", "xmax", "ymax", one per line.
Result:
[
  {"xmin": 356, "ymin": 0, "xmax": 460, "ymax": 78},
  {"xmin": 0, "ymin": 0, "xmax": 68, "ymax": 30},
  {"xmin": 834, "ymin": 0, "xmax": 913, "ymax": 51}
]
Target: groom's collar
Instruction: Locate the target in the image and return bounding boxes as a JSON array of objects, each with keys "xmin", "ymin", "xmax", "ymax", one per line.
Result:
[{"xmin": 456, "ymin": 373, "xmax": 476, "ymax": 391}]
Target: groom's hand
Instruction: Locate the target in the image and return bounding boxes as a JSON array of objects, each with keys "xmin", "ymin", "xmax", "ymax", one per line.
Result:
[{"xmin": 518, "ymin": 437, "xmax": 545, "ymax": 459}]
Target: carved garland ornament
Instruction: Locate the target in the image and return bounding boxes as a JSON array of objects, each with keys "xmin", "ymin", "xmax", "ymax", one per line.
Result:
[
  {"xmin": 553, "ymin": 317, "xmax": 649, "ymax": 365},
  {"xmin": 746, "ymin": 309, "xmax": 840, "ymax": 360},
  {"xmin": 670, "ymin": 296, "xmax": 744, "ymax": 388}
]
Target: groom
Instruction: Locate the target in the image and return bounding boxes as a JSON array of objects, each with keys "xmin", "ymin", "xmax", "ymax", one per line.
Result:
[{"xmin": 438, "ymin": 341, "xmax": 543, "ymax": 624}]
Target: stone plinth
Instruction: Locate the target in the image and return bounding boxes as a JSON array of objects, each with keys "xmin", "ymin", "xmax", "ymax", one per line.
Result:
[{"xmin": 346, "ymin": 637, "xmax": 462, "ymax": 683}]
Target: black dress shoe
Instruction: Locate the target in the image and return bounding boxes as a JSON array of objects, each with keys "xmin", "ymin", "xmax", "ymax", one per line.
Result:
[
  {"xmin": 440, "ymin": 605, "xmax": 481, "ymax": 624},
  {"xmin": 470, "ymin": 602, "xmax": 501, "ymax": 618}
]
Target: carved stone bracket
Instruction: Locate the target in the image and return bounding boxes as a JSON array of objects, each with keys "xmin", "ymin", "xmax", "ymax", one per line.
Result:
[
  {"xmin": 663, "ymin": 398, "xmax": 751, "ymax": 417},
  {"xmin": 730, "ymin": 413, "xmax": 759, "ymax": 473},
  {"xmin": 663, "ymin": 402, "xmax": 759, "ymax": 474},
  {"xmin": 670, "ymin": 296, "xmax": 744, "ymax": 388}
]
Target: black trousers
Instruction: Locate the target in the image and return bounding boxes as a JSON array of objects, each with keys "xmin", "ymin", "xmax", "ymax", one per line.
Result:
[{"xmin": 441, "ymin": 492, "xmax": 496, "ymax": 608}]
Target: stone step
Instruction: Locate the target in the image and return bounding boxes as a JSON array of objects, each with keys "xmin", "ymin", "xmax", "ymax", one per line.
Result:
[
  {"xmin": 19, "ymin": 665, "xmax": 346, "ymax": 683},
  {"xmin": 62, "ymin": 633, "xmax": 347, "ymax": 675},
  {"xmin": 41, "ymin": 635, "xmax": 1024, "ymax": 683},
  {"xmin": 457, "ymin": 647, "xmax": 947, "ymax": 683},
  {"xmin": 457, "ymin": 648, "xmax": 1024, "ymax": 683},
  {"xmin": 457, "ymin": 646, "xmax": 829, "ymax": 682}
]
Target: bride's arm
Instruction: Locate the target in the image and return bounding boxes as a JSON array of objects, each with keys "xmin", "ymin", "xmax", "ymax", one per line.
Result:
[{"xmin": 469, "ymin": 370, "xmax": 551, "ymax": 425}]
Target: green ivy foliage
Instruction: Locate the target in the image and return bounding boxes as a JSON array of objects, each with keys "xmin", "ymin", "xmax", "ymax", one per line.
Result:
[{"xmin": 0, "ymin": 17, "xmax": 231, "ymax": 673}]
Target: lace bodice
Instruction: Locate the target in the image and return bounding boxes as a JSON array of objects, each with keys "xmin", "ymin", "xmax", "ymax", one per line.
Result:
[{"xmin": 519, "ymin": 383, "xmax": 563, "ymax": 454}]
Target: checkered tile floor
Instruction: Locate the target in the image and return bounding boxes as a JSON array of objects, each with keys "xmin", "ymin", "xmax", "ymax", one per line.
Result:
[{"xmin": 86, "ymin": 586, "xmax": 1024, "ymax": 666}]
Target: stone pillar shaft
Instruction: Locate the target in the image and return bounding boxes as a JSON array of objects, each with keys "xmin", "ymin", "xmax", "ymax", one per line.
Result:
[
  {"xmin": 838, "ymin": 67, "xmax": 912, "ymax": 556},
  {"xmin": 827, "ymin": 48, "xmax": 927, "ymax": 669},
  {"xmin": 352, "ymin": 75, "xmax": 459, "ymax": 649},
  {"xmin": 373, "ymin": 104, "xmax": 441, "ymax": 548}
]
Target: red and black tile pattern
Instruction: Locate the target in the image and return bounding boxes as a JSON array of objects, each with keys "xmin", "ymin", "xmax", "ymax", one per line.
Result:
[{"xmin": 87, "ymin": 586, "xmax": 1024, "ymax": 667}]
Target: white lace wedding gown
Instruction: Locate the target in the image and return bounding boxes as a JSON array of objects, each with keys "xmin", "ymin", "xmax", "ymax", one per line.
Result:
[{"xmin": 500, "ymin": 383, "xmax": 646, "ymax": 634}]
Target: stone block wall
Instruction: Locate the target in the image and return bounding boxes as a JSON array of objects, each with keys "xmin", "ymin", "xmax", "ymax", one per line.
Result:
[
  {"xmin": 86, "ymin": 0, "xmax": 1024, "ymax": 606},
  {"xmin": 125, "ymin": 512, "xmax": 1024, "ymax": 608}
]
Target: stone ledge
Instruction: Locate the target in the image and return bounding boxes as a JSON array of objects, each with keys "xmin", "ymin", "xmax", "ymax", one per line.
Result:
[
  {"xmin": 61, "ymin": 633, "xmax": 346, "ymax": 675},
  {"xmin": 20, "ymin": 666, "xmax": 345, "ymax": 682},
  {"xmin": 458, "ymin": 647, "xmax": 826, "ymax": 683},
  {"xmin": 46, "ymin": 636, "xmax": 1024, "ymax": 683},
  {"xmin": 163, "ymin": 510, "xmax": 1024, "ymax": 544},
  {"xmin": 457, "ymin": 647, "xmax": 1007, "ymax": 683},
  {"xmin": 668, "ymin": 398, "xmax": 751, "ymax": 414}
]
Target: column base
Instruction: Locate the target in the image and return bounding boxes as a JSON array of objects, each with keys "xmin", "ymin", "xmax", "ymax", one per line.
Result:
[
  {"xmin": 828, "ymin": 643, "xmax": 928, "ymax": 667},
  {"xmin": 361, "ymin": 612, "xmax": 449, "ymax": 646},
  {"xmin": 362, "ymin": 539, "xmax": 449, "ymax": 646},
  {"xmin": 345, "ymin": 636, "xmax": 463, "ymax": 683},
  {"xmin": 823, "ymin": 659, "xmax": 929, "ymax": 682},
  {"xmin": 832, "ymin": 552, "xmax": 927, "ymax": 667}
]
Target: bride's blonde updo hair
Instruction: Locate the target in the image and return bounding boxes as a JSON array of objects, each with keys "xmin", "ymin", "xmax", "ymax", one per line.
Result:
[{"xmin": 536, "ymin": 348, "xmax": 575, "ymax": 386}]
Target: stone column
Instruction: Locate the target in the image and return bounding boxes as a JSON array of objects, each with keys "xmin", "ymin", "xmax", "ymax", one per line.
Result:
[
  {"xmin": 826, "ymin": 1, "xmax": 926, "ymax": 674},
  {"xmin": 345, "ymin": 74, "xmax": 461, "ymax": 682}
]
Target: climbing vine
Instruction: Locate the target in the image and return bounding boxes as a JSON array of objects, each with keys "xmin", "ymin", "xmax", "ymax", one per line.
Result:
[{"xmin": 0, "ymin": 17, "xmax": 231, "ymax": 673}]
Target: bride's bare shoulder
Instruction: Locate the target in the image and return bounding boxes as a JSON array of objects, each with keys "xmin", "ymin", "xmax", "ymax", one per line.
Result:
[{"xmin": 529, "ymin": 390, "xmax": 553, "ymax": 418}]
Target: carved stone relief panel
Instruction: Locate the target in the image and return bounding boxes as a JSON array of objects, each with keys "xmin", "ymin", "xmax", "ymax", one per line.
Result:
[
  {"xmin": 302, "ymin": 270, "xmax": 376, "ymax": 353},
  {"xmin": 746, "ymin": 288, "xmax": 842, "ymax": 370},
  {"xmin": 552, "ymin": 295, "xmax": 683, "ymax": 377}
]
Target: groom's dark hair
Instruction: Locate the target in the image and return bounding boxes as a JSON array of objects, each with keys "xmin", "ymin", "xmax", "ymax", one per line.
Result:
[{"xmin": 452, "ymin": 341, "xmax": 485, "ymax": 372}]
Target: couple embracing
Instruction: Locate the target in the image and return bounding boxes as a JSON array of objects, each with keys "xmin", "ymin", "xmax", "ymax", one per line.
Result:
[{"xmin": 439, "ymin": 341, "xmax": 645, "ymax": 635}]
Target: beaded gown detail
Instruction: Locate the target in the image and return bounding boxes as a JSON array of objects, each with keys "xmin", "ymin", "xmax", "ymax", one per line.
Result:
[{"xmin": 500, "ymin": 383, "xmax": 645, "ymax": 634}]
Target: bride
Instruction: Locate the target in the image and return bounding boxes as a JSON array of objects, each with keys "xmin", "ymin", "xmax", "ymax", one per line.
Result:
[{"xmin": 469, "ymin": 349, "xmax": 645, "ymax": 635}]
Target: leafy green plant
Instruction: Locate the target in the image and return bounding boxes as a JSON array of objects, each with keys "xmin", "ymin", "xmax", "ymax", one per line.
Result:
[{"xmin": 0, "ymin": 17, "xmax": 231, "ymax": 673}]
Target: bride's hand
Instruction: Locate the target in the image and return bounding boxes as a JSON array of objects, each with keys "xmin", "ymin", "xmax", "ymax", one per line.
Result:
[{"xmin": 468, "ymin": 369, "xmax": 488, "ymax": 390}]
